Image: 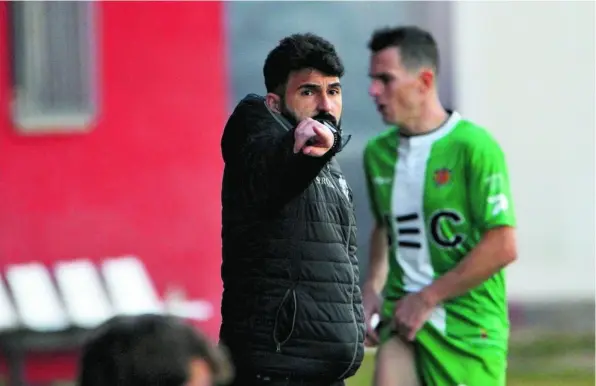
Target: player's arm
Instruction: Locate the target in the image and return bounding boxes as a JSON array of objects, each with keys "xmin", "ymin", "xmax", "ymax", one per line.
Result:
[
  {"xmin": 362, "ymin": 145, "xmax": 390, "ymax": 343},
  {"xmin": 421, "ymin": 137, "xmax": 517, "ymax": 305},
  {"xmin": 362, "ymin": 144, "xmax": 389, "ymax": 293},
  {"xmin": 365, "ymin": 223, "xmax": 389, "ymax": 294}
]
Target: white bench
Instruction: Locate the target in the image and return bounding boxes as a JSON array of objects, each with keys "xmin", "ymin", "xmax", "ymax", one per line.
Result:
[{"xmin": 55, "ymin": 259, "xmax": 115, "ymax": 329}]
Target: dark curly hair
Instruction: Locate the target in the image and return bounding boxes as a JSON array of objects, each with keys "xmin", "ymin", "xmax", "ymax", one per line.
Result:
[
  {"xmin": 263, "ymin": 33, "xmax": 344, "ymax": 93},
  {"xmin": 368, "ymin": 26, "xmax": 439, "ymax": 74},
  {"xmin": 77, "ymin": 315, "xmax": 233, "ymax": 386}
]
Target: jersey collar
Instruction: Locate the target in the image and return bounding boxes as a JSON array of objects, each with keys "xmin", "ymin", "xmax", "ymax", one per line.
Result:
[{"xmin": 398, "ymin": 111, "xmax": 461, "ymax": 148}]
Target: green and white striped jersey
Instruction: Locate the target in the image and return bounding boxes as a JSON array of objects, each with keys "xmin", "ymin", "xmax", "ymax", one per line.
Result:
[{"xmin": 363, "ymin": 112, "xmax": 515, "ymax": 347}]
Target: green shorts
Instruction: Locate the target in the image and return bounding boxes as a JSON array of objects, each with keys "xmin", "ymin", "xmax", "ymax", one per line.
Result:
[{"xmin": 379, "ymin": 322, "xmax": 507, "ymax": 386}]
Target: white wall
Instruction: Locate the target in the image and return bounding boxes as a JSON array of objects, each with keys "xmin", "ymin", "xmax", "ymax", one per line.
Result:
[{"xmin": 451, "ymin": 1, "xmax": 595, "ymax": 301}]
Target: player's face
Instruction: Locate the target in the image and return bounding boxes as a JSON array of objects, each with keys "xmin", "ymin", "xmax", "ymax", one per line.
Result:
[
  {"xmin": 368, "ymin": 47, "xmax": 428, "ymax": 127},
  {"xmin": 267, "ymin": 69, "xmax": 342, "ymax": 127}
]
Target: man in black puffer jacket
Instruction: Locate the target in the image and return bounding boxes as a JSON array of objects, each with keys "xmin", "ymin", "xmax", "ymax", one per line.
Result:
[{"xmin": 219, "ymin": 33, "xmax": 365, "ymax": 386}]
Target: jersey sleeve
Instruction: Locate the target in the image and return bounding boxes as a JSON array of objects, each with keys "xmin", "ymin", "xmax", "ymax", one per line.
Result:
[
  {"xmin": 363, "ymin": 144, "xmax": 383, "ymax": 225},
  {"xmin": 468, "ymin": 136, "xmax": 516, "ymax": 232}
]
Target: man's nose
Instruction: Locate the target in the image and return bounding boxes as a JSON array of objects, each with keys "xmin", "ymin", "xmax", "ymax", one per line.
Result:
[
  {"xmin": 317, "ymin": 95, "xmax": 333, "ymax": 112},
  {"xmin": 369, "ymin": 82, "xmax": 380, "ymax": 97}
]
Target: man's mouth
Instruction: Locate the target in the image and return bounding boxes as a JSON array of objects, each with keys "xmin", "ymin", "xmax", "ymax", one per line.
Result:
[{"xmin": 313, "ymin": 112, "xmax": 338, "ymax": 127}]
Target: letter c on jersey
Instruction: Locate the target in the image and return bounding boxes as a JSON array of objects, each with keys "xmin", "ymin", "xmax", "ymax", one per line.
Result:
[{"xmin": 429, "ymin": 210, "xmax": 465, "ymax": 248}]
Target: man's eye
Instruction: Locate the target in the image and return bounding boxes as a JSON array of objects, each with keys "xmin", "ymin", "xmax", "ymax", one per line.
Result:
[
  {"xmin": 329, "ymin": 89, "xmax": 340, "ymax": 96},
  {"xmin": 301, "ymin": 90, "xmax": 314, "ymax": 96}
]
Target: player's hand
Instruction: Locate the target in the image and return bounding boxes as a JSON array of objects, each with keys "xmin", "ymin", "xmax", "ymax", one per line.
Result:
[
  {"xmin": 393, "ymin": 292, "xmax": 436, "ymax": 341},
  {"xmin": 293, "ymin": 117, "xmax": 334, "ymax": 157},
  {"xmin": 363, "ymin": 284, "xmax": 382, "ymax": 347}
]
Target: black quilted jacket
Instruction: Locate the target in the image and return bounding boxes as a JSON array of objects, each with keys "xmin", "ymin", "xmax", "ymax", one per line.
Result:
[{"xmin": 219, "ymin": 94, "xmax": 365, "ymax": 382}]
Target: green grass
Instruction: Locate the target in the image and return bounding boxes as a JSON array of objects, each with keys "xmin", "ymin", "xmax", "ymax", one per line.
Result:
[
  {"xmin": 346, "ymin": 348, "xmax": 595, "ymax": 386},
  {"xmin": 507, "ymin": 373, "xmax": 594, "ymax": 386},
  {"xmin": 508, "ymin": 331, "xmax": 595, "ymax": 358}
]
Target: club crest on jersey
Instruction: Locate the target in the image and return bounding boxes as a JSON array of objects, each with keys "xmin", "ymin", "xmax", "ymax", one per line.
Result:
[{"xmin": 433, "ymin": 168, "xmax": 452, "ymax": 186}]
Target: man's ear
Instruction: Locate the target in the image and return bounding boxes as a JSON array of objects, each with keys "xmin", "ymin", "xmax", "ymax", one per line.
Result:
[
  {"xmin": 186, "ymin": 358, "xmax": 212, "ymax": 386},
  {"xmin": 265, "ymin": 93, "xmax": 282, "ymax": 113},
  {"xmin": 418, "ymin": 68, "xmax": 435, "ymax": 93}
]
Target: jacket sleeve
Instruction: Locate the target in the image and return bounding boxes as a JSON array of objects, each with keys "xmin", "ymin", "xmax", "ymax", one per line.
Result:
[{"xmin": 221, "ymin": 97, "xmax": 336, "ymax": 206}]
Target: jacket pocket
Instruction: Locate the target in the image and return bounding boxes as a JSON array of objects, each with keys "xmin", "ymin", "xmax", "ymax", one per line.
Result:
[{"xmin": 272, "ymin": 287, "xmax": 297, "ymax": 353}]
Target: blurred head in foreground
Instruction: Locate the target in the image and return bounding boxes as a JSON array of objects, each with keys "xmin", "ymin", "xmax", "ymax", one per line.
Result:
[{"xmin": 77, "ymin": 314, "xmax": 233, "ymax": 386}]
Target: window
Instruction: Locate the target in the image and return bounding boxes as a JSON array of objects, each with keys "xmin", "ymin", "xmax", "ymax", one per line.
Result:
[{"xmin": 8, "ymin": 2, "xmax": 99, "ymax": 134}]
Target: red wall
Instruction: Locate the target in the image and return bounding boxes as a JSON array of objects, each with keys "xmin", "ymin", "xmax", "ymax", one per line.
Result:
[{"xmin": 0, "ymin": 2, "xmax": 227, "ymax": 381}]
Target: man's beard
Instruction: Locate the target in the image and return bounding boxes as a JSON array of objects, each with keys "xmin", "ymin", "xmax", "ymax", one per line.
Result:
[{"xmin": 280, "ymin": 101, "xmax": 341, "ymax": 130}]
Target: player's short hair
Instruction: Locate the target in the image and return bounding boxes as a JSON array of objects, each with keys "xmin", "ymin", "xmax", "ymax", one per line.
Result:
[
  {"xmin": 368, "ymin": 26, "xmax": 440, "ymax": 74},
  {"xmin": 77, "ymin": 314, "xmax": 233, "ymax": 386},
  {"xmin": 263, "ymin": 33, "xmax": 345, "ymax": 93}
]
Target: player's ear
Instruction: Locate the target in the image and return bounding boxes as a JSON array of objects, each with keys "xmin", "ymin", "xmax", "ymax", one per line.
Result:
[
  {"xmin": 186, "ymin": 358, "xmax": 212, "ymax": 386},
  {"xmin": 418, "ymin": 68, "xmax": 435, "ymax": 93},
  {"xmin": 265, "ymin": 93, "xmax": 282, "ymax": 113}
]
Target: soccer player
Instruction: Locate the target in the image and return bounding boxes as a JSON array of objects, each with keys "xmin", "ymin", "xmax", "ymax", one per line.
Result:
[{"xmin": 362, "ymin": 26, "xmax": 518, "ymax": 386}]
